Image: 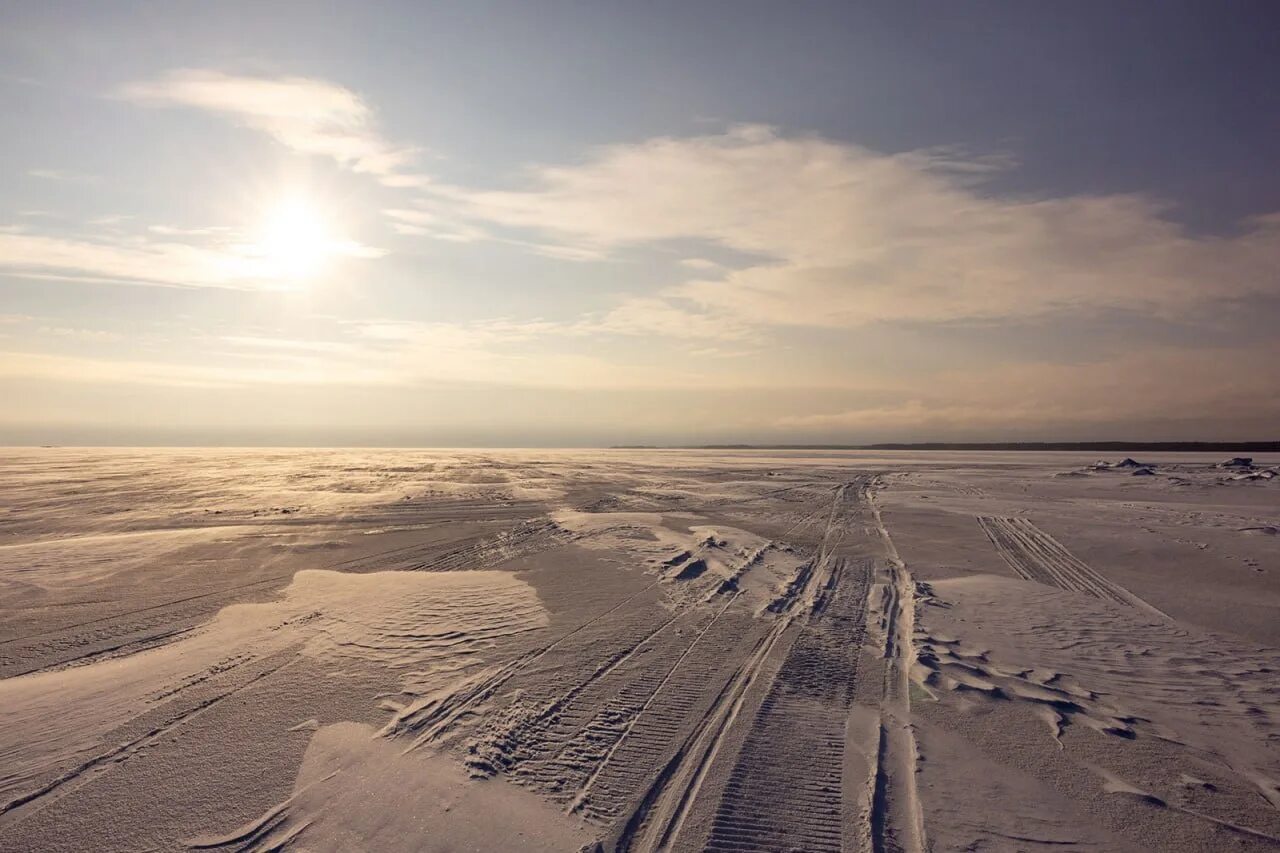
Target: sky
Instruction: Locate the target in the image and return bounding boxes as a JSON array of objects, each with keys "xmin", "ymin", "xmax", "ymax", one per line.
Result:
[{"xmin": 2, "ymin": 0, "xmax": 1278, "ymax": 446}]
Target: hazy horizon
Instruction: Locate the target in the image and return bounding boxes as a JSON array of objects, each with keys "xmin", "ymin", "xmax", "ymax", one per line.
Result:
[{"xmin": 3, "ymin": 1, "xmax": 1279, "ymax": 445}]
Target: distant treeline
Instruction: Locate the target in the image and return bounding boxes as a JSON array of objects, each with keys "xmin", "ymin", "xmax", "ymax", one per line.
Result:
[{"xmin": 610, "ymin": 442, "xmax": 1280, "ymax": 452}]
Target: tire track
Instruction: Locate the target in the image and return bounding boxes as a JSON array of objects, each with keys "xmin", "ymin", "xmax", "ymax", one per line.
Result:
[
  {"xmin": 613, "ymin": 479, "xmax": 867, "ymax": 853},
  {"xmin": 408, "ymin": 520, "xmax": 575, "ymax": 573},
  {"xmin": 702, "ymin": 557, "xmax": 871, "ymax": 853},
  {"xmin": 449, "ymin": 499, "xmax": 852, "ymax": 815},
  {"xmin": 867, "ymin": 477, "xmax": 927, "ymax": 853},
  {"xmin": 379, "ymin": 575, "xmax": 668, "ymax": 752},
  {"xmin": 464, "ymin": 588, "xmax": 759, "ymax": 819},
  {"xmin": 613, "ymin": 607, "xmax": 798, "ymax": 852},
  {"xmin": 571, "ymin": 596, "xmax": 740, "ymax": 813},
  {"xmin": 568, "ymin": 605, "xmax": 758, "ymax": 823},
  {"xmin": 977, "ymin": 516, "xmax": 1166, "ymax": 617},
  {"xmin": 464, "ymin": 601, "xmax": 694, "ymax": 781},
  {"xmin": 0, "ymin": 651, "xmax": 299, "ymax": 823}
]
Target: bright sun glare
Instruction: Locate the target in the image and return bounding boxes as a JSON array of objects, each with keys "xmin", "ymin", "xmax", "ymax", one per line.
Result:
[{"xmin": 254, "ymin": 197, "xmax": 334, "ymax": 280}]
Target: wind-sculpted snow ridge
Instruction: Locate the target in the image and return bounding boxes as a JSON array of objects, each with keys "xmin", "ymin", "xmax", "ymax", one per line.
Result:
[
  {"xmin": 912, "ymin": 574, "xmax": 1280, "ymax": 849},
  {"xmin": 0, "ymin": 569, "xmax": 546, "ymax": 822}
]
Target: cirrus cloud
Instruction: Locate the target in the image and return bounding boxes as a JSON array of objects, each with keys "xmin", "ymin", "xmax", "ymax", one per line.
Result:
[
  {"xmin": 118, "ymin": 69, "xmax": 429, "ymax": 187},
  {"xmin": 0, "ymin": 227, "xmax": 382, "ymax": 290},
  {"xmin": 774, "ymin": 342, "xmax": 1280, "ymax": 435}
]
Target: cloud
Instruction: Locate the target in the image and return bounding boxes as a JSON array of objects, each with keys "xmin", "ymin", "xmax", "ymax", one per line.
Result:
[
  {"xmin": 585, "ymin": 296, "xmax": 753, "ymax": 341},
  {"xmin": 679, "ymin": 258, "xmax": 724, "ymax": 272},
  {"xmin": 147, "ymin": 224, "xmax": 230, "ymax": 237},
  {"xmin": 775, "ymin": 343, "xmax": 1280, "ymax": 434},
  {"xmin": 217, "ymin": 335, "xmax": 363, "ymax": 355},
  {"xmin": 26, "ymin": 168, "xmax": 95, "ymax": 182},
  {"xmin": 0, "ymin": 227, "xmax": 380, "ymax": 290},
  {"xmin": 0, "ymin": 313, "xmax": 123, "ymax": 342},
  {"xmin": 382, "ymin": 208, "xmax": 487, "ymax": 243},
  {"xmin": 442, "ymin": 125, "xmax": 1280, "ymax": 327},
  {"xmin": 344, "ymin": 319, "xmax": 671, "ymax": 388},
  {"xmin": 0, "ymin": 350, "xmax": 391, "ymax": 389},
  {"xmin": 5, "ymin": 313, "xmax": 1275, "ymax": 439},
  {"xmin": 0, "ymin": 230, "xmax": 270, "ymax": 289},
  {"xmin": 36, "ymin": 325, "xmax": 124, "ymax": 342},
  {"xmin": 0, "ymin": 318, "xmax": 717, "ymax": 392},
  {"xmin": 118, "ymin": 70, "xmax": 428, "ymax": 187}
]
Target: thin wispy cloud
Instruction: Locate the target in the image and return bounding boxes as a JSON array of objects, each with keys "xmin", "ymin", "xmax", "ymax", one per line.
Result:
[
  {"xmin": 0, "ymin": 349, "xmax": 395, "ymax": 389},
  {"xmin": 382, "ymin": 207, "xmax": 486, "ymax": 242},
  {"xmin": 36, "ymin": 325, "xmax": 124, "ymax": 342},
  {"xmin": 26, "ymin": 168, "xmax": 96, "ymax": 182},
  {"xmin": 118, "ymin": 70, "xmax": 429, "ymax": 188},
  {"xmin": 0, "ymin": 227, "xmax": 381, "ymax": 290},
  {"xmin": 679, "ymin": 258, "xmax": 725, "ymax": 272},
  {"xmin": 0, "ymin": 325, "xmax": 685, "ymax": 391},
  {"xmin": 586, "ymin": 296, "xmax": 753, "ymax": 341},
  {"xmin": 774, "ymin": 343, "xmax": 1280, "ymax": 434}
]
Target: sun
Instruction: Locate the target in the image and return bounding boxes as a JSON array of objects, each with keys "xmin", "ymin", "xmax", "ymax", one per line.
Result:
[{"xmin": 253, "ymin": 196, "xmax": 335, "ymax": 280}]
